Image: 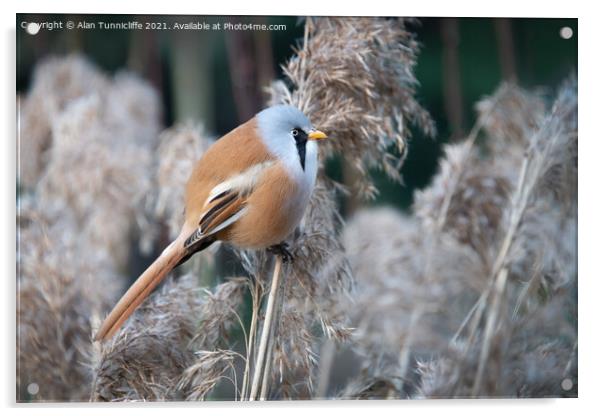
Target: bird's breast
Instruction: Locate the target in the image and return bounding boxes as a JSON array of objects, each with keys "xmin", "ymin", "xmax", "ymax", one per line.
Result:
[{"xmin": 218, "ymin": 162, "xmax": 313, "ymax": 249}]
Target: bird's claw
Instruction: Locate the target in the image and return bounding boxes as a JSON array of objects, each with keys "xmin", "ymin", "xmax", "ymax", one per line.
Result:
[{"xmin": 267, "ymin": 242, "xmax": 294, "ymax": 264}]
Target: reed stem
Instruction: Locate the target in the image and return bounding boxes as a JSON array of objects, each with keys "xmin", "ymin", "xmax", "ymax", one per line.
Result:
[
  {"xmin": 472, "ymin": 267, "xmax": 508, "ymax": 396},
  {"xmin": 249, "ymin": 256, "xmax": 283, "ymax": 401},
  {"xmin": 241, "ymin": 279, "xmax": 261, "ymax": 400}
]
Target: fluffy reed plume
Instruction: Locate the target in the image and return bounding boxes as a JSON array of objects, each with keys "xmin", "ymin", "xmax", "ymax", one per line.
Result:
[
  {"xmin": 190, "ymin": 278, "xmax": 247, "ymax": 350},
  {"xmin": 338, "ymin": 372, "xmax": 402, "ymax": 400},
  {"xmin": 270, "ymin": 306, "xmax": 318, "ymax": 399},
  {"xmin": 339, "ymin": 207, "xmax": 484, "ymax": 399},
  {"xmin": 476, "ymin": 83, "xmax": 546, "ymax": 173},
  {"xmin": 176, "ymin": 279, "xmax": 248, "ymax": 401},
  {"xmin": 462, "ymin": 78, "xmax": 577, "ymax": 397},
  {"xmin": 177, "ymin": 349, "xmax": 239, "ymax": 401},
  {"xmin": 150, "ymin": 123, "xmax": 213, "ymax": 240},
  {"xmin": 342, "ymin": 208, "xmax": 483, "ymax": 355},
  {"xmin": 17, "ymin": 55, "xmax": 162, "ymax": 401},
  {"xmin": 103, "ymin": 72, "xmax": 162, "ymax": 147},
  {"xmin": 18, "ymin": 55, "xmax": 109, "ymax": 189},
  {"xmin": 414, "ymin": 142, "xmax": 512, "ymax": 268},
  {"xmin": 91, "ymin": 274, "xmax": 200, "ymax": 401},
  {"xmin": 268, "ymin": 17, "xmax": 435, "ymax": 198},
  {"xmin": 416, "ymin": 294, "xmax": 576, "ymax": 398},
  {"xmin": 91, "ymin": 276, "xmax": 247, "ymax": 401},
  {"xmin": 234, "ymin": 17, "xmax": 434, "ymax": 399},
  {"xmin": 17, "ymin": 202, "xmax": 120, "ymax": 401},
  {"xmin": 340, "ymin": 78, "xmax": 577, "ymax": 398},
  {"xmin": 34, "ymin": 73, "xmax": 160, "ymax": 267}
]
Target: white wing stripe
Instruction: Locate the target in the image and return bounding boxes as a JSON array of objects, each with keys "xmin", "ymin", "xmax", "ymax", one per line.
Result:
[{"xmin": 205, "ymin": 161, "xmax": 274, "ymax": 205}]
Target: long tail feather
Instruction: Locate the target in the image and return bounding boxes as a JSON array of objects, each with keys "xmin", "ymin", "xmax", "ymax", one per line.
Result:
[{"xmin": 94, "ymin": 237, "xmax": 188, "ymax": 341}]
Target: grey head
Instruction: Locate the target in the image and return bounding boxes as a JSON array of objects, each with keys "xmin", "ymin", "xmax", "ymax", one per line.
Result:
[{"xmin": 256, "ymin": 105, "xmax": 320, "ymax": 173}]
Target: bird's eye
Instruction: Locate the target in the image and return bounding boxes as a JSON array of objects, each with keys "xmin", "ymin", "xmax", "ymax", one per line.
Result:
[{"xmin": 291, "ymin": 128, "xmax": 299, "ymax": 137}]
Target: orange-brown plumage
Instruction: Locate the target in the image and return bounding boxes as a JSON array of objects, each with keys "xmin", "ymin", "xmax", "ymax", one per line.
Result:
[
  {"xmin": 95, "ymin": 105, "xmax": 326, "ymax": 341},
  {"xmin": 219, "ymin": 162, "xmax": 301, "ymax": 248},
  {"xmin": 183, "ymin": 118, "xmax": 271, "ymax": 225}
]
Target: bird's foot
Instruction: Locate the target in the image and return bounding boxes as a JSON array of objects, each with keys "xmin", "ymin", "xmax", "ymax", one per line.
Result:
[{"xmin": 267, "ymin": 242, "xmax": 294, "ymax": 264}]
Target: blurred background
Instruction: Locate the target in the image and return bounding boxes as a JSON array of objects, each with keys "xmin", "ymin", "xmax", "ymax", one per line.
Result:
[
  {"xmin": 16, "ymin": 14, "xmax": 578, "ymax": 401},
  {"xmin": 17, "ymin": 15, "xmax": 577, "ymax": 211}
]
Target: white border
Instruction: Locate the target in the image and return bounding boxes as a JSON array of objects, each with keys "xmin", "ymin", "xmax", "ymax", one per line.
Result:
[
  {"xmin": 3, "ymin": 1, "xmax": 598, "ymax": 415},
  {"xmin": 6, "ymin": 0, "xmax": 582, "ymax": 17}
]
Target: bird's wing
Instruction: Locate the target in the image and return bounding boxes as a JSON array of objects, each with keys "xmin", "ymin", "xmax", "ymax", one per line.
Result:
[{"xmin": 184, "ymin": 160, "xmax": 275, "ymax": 251}]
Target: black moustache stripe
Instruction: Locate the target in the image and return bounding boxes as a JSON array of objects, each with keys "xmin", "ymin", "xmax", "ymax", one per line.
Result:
[{"xmin": 295, "ymin": 130, "xmax": 308, "ymax": 170}]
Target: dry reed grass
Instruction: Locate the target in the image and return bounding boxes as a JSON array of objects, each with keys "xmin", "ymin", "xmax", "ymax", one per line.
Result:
[
  {"xmin": 238, "ymin": 17, "xmax": 433, "ymax": 399},
  {"xmin": 16, "ymin": 18, "xmax": 576, "ymax": 402},
  {"xmin": 17, "ymin": 202, "xmax": 120, "ymax": 401},
  {"xmin": 340, "ymin": 78, "xmax": 577, "ymax": 398},
  {"xmin": 91, "ymin": 274, "xmax": 200, "ymax": 401},
  {"xmin": 17, "ymin": 55, "xmax": 162, "ymax": 401},
  {"xmin": 91, "ymin": 275, "xmax": 247, "ymax": 401}
]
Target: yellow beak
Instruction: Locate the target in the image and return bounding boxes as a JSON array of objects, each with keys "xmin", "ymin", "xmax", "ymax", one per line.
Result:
[{"xmin": 308, "ymin": 129, "xmax": 328, "ymax": 141}]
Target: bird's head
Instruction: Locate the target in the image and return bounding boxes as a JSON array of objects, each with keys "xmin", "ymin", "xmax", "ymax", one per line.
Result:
[{"xmin": 256, "ymin": 105, "xmax": 327, "ymax": 173}]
